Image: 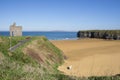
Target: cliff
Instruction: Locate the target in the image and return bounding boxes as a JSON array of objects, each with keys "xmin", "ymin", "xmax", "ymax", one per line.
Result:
[{"xmin": 77, "ymin": 30, "xmax": 120, "ymax": 40}]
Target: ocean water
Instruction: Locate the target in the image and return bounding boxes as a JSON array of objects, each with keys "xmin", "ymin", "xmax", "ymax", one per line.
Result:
[{"xmin": 0, "ymin": 31, "xmax": 77, "ymax": 40}]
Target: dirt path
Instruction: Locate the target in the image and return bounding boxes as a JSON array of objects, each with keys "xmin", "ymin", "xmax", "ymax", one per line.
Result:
[
  {"xmin": 9, "ymin": 39, "xmax": 31, "ymax": 52},
  {"xmin": 51, "ymin": 39, "xmax": 120, "ymax": 77}
]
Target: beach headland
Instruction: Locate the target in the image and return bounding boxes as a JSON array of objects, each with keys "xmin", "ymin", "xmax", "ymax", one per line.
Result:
[{"xmin": 51, "ymin": 39, "xmax": 120, "ymax": 77}]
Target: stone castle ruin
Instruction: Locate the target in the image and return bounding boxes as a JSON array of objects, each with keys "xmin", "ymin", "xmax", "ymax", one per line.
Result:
[{"xmin": 10, "ymin": 23, "xmax": 22, "ymax": 36}]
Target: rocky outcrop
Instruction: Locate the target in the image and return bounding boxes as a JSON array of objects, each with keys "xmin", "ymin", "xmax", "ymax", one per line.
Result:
[{"xmin": 77, "ymin": 30, "xmax": 120, "ymax": 40}]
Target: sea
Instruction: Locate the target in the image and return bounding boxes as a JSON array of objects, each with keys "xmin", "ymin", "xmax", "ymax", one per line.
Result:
[{"xmin": 0, "ymin": 31, "xmax": 77, "ymax": 40}]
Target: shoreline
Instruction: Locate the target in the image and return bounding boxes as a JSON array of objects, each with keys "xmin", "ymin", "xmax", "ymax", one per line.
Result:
[{"xmin": 49, "ymin": 37, "xmax": 79, "ymax": 41}]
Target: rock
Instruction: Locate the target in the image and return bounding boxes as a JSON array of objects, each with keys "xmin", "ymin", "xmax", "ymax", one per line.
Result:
[{"xmin": 67, "ymin": 65, "xmax": 72, "ymax": 70}]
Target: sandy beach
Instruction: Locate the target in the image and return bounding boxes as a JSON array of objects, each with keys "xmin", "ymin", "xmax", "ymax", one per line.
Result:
[{"xmin": 51, "ymin": 39, "xmax": 120, "ymax": 77}]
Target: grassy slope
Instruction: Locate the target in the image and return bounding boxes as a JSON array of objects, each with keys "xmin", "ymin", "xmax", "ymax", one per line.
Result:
[
  {"xmin": 0, "ymin": 36, "xmax": 69, "ymax": 80},
  {"xmin": 0, "ymin": 36, "xmax": 120, "ymax": 80}
]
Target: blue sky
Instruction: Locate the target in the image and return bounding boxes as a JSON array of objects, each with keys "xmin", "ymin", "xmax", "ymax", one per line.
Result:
[{"xmin": 0, "ymin": 0, "xmax": 120, "ymax": 31}]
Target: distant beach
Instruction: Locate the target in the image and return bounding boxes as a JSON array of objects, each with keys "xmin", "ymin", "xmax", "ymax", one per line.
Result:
[{"xmin": 0, "ymin": 31, "xmax": 77, "ymax": 40}]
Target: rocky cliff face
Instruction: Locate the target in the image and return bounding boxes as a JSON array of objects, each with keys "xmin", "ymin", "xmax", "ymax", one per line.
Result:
[{"xmin": 77, "ymin": 30, "xmax": 120, "ymax": 40}]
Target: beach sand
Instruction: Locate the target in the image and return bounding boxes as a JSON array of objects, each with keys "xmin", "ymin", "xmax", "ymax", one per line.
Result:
[{"xmin": 51, "ymin": 39, "xmax": 120, "ymax": 77}]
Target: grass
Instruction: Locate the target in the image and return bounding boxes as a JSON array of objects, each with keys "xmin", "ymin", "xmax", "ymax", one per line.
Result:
[
  {"xmin": 0, "ymin": 36, "xmax": 120, "ymax": 80},
  {"xmin": 0, "ymin": 36, "xmax": 67, "ymax": 80}
]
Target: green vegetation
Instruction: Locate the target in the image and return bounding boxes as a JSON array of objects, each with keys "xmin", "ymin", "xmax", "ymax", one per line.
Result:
[
  {"xmin": 0, "ymin": 36, "xmax": 65, "ymax": 80},
  {"xmin": 0, "ymin": 36, "xmax": 120, "ymax": 80}
]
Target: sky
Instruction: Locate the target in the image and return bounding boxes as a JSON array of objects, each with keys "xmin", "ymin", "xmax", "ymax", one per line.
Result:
[{"xmin": 0, "ymin": 0, "xmax": 120, "ymax": 31}]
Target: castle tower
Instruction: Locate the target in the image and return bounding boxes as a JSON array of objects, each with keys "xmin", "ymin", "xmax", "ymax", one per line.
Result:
[{"xmin": 10, "ymin": 22, "xmax": 22, "ymax": 36}]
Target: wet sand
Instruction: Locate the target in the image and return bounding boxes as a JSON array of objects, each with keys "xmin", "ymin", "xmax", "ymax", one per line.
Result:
[{"xmin": 51, "ymin": 39, "xmax": 120, "ymax": 77}]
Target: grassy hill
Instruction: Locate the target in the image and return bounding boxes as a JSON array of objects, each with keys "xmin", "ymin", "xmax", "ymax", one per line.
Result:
[{"xmin": 0, "ymin": 36, "xmax": 70, "ymax": 80}]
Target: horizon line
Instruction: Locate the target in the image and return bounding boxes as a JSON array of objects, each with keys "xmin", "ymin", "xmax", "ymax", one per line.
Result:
[{"xmin": 0, "ymin": 30, "xmax": 78, "ymax": 32}]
